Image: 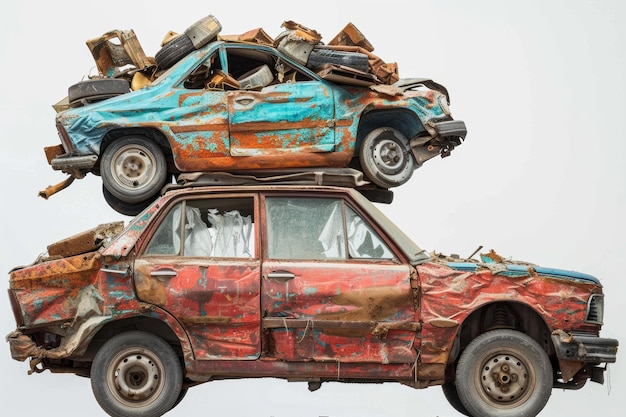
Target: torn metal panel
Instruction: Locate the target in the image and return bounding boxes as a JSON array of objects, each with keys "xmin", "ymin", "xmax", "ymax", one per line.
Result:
[
  {"xmin": 220, "ymin": 28, "xmax": 274, "ymax": 45},
  {"xmin": 86, "ymin": 29, "xmax": 154, "ymax": 78},
  {"xmin": 328, "ymin": 22, "xmax": 375, "ymax": 52},
  {"xmin": 47, "ymin": 221, "xmax": 124, "ymax": 257}
]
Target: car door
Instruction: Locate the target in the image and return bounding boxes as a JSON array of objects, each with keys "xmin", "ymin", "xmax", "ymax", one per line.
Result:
[
  {"xmin": 225, "ymin": 46, "xmax": 336, "ymax": 159},
  {"xmin": 260, "ymin": 194, "xmax": 419, "ymax": 364},
  {"xmin": 164, "ymin": 47, "xmax": 233, "ymax": 171},
  {"xmin": 133, "ymin": 195, "xmax": 261, "ymax": 360}
]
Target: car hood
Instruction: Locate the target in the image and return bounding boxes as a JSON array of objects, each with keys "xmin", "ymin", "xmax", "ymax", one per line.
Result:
[{"xmin": 439, "ymin": 249, "xmax": 601, "ymax": 286}]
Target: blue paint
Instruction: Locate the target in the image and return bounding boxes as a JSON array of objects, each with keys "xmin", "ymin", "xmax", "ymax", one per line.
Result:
[
  {"xmin": 54, "ymin": 39, "xmax": 458, "ymax": 174},
  {"xmin": 303, "ymin": 287, "xmax": 318, "ymax": 295},
  {"xmin": 446, "ymin": 262, "xmax": 600, "ymax": 285}
]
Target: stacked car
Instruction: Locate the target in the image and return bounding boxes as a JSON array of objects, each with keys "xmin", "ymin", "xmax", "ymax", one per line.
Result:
[
  {"xmin": 42, "ymin": 15, "xmax": 466, "ymax": 215},
  {"xmin": 7, "ymin": 14, "xmax": 618, "ymax": 417}
]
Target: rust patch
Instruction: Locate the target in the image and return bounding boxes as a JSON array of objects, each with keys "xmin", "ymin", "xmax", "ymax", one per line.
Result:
[
  {"xmin": 313, "ymin": 286, "xmax": 413, "ymax": 337},
  {"xmin": 319, "ymin": 286, "xmax": 413, "ymax": 321},
  {"xmin": 47, "ymin": 222, "xmax": 124, "ymax": 258},
  {"xmin": 481, "ymin": 249, "xmax": 505, "ymax": 263}
]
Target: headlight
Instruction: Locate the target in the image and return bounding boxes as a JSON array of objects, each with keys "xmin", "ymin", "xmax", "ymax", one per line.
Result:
[{"xmin": 585, "ymin": 293, "xmax": 604, "ymax": 324}]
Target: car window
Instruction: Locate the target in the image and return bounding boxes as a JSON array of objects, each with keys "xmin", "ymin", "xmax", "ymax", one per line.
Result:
[
  {"xmin": 225, "ymin": 47, "xmax": 314, "ymax": 89},
  {"xmin": 182, "ymin": 50, "xmax": 224, "ymax": 89},
  {"xmin": 145, "ymin": 198, "xmax": 255, "ymax": 258},
  {"xmin": 265, "ymin": 197, "xmax": 393, "ymax": 260}
]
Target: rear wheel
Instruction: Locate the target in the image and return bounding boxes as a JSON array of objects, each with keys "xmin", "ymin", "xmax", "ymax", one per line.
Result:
[
  {"xmin": 102, "ymin": 184, "xmax": 156, "ymax": 216},
  {"xmin": 100, "ymin": 135, "xmax": 168, "ymax": 205},
  {"xmin": 91, "ymin": 331, "xmax": 183, "ymax": 417},
  {"xmin": 359, "ymin": 127, "xmax": 415, "ymax": 188},
  {"xmin": 455, "ymin": 330, "xmax": 552, "ymax": 417}
]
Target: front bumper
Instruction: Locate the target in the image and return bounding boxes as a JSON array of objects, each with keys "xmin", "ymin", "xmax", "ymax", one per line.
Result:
[
  {"xmin": 410, "ymin": 119, "xmax": 467, "ymax": 165},
  {"xmin": 432, "ymin": 119, "xmax": 467, "ymax": 140},
  {"xmin": 551, "ymin": 331, "xmax": 618, "ymax": 363}
]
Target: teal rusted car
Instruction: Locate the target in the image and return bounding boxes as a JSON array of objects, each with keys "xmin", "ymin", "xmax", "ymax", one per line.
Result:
[{"xmin": 46, "ymin": 40, "xmax": 466, "ymax": 215}]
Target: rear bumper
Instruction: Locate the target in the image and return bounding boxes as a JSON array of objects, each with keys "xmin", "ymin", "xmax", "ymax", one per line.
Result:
[
  {"xmin": 551, "ymin": 331, "xmax": 618, "ymax": 363},
  {"xmin": 51, "ymin": 154, "xmax": 98, "ymax": 171}
]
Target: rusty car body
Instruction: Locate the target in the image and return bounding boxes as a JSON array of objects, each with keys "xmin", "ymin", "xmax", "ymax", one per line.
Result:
[
  {"xmin": 6, "ymin": 181, "xmax": 617, "ymax": 417},
  {"xmin": 43, "ymin": 22, "xmax": 466, "ymax": 216}
]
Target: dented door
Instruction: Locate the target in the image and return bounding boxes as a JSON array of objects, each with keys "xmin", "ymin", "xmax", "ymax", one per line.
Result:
[
  {"xmin": 133, "ymin": 197, "xmax": 261, "ymax": 360},
  {"xmin": 228, "ymin": 81, "xmax": 335, "ymax": 157},
  {"xmin": 261, "ymin": 196, "xmax": 418, "ymax": 363}
]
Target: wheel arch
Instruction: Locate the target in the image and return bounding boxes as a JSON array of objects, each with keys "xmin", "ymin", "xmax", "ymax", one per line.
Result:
[
  {"xmin": 355, "ymin": 108, "xmax": 424, "ymax": 154},
  {"xmin": 449, "ymin": 301, "xmax": 554, "ymax": 370},
  {"xmin": 99, "ymin": 128, "xmax": 176, "ymax": 174},
  {"xmin": 84, "ymin": 314, "xmax": 193, "ymax": 367}
]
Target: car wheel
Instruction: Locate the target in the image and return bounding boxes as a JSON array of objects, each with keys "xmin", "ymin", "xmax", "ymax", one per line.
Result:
[
  {"xmin": 359, "ymin": 127, "xmax": 415, "ymax": 188},
  {"xmin": 441, "ymin": 382, "xmax": 471, "ymax": 416},
  {"xmin": 102, "ymin": 184, "xmax": 156, "ymax": 216},
  {"xmin": 307, "ymin": 48, "xmax": 370, "ymax": 73},
  {"xmin": 455, "ymin": 330, "xmax": 552, "ymax": 417},
  {"xmin": 68, "ymin": 79, "xmax": 130, "ymax": 107},
  {"xmin": 170, "ymin": 388, "xmax": 188, "ymax": 411},
  {"xmin": 91, "ymin": 331, "xmax": 183, "ymax": 417},
  {"xmin": 155, "ymin": 33, "xmax": 194, "ymax": 69},
  {"xmin": 101, "ymin": 135, "xmax": 168, "ymax": 204}
]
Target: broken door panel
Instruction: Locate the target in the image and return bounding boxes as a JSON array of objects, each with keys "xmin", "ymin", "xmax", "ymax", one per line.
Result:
[
  {"xmin": 261, "ymin": 196, "xmax": 418, "ymax": 363},
  {"xmin": 134, "ymin": 198, "xmax": 261, "ymax": 359}
]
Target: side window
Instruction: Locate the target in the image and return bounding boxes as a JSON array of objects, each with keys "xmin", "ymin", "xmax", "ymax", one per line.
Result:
[
  {"xmin": 183, "ymin": 50, "xmax": 224, "ymax": 89},
  {"xmin": 265, "ymin": 197, "xmax": 393, "ymax": 260},
  {"xmin": 345, "ymin": 206, "xmax": 394, "ymax": 259},
  {"xmin": 145, "ymin": 198, "xmax": 255, "ymax": 258},
  {"xmin": 225, "ymin": 48, "xmax": 314, "ymax": 90}
]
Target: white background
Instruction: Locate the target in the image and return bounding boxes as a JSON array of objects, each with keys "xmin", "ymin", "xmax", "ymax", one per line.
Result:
[{"xmin": 1, "ymin": 1, "xmax": 623, "ymax": 416}]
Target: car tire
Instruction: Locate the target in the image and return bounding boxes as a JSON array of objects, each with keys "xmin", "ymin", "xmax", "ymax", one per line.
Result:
[
  {"xmin": 359, "ymin": 127, "xmax": 415, "ymax": 188},
  {"xmin": 455, "ymin": 330, "xmax": 552, "ymax": 417},
  {"xmin": 170, "ymin": 388, "xmax": 188, "ymax": 411},
  {"xmin": 307, "ymin": 48, "xmax": 369, "ymax": 73},
  {"xmin": 441, "ymin": 382, "xmax": 471, "ymax": 416},
  {"xmin": 68, "ymin": 79, "xmax": 130, "ymax": 107},
  {"xmin": 155, "ymin": 33, "xmax": 194, "ymax": 69},
  {"xmin": 91, "ymin": 331, "xmax": 183, "ymax": 417},
  {"xmin": 100, "ymin": 135, "xmax": 168, "ymax": 204},
  {"xmin": 102, "ymin": 184, "xmax": 156, "ymax": 216}
]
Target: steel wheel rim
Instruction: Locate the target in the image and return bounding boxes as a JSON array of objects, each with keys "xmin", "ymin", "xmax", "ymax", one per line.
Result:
[
  {"xmin": 111, "ymin": 144, "xmax": 157, "ymax": 191},
  {"xmin": 371, "ymin": 138, "xmax": 408, "ymax": 174},
  {"xmin": 475, "ymin": 350, "xmax": 535, "ymax": 409},
  {"xmin": 106, "ymin": 347, "xmax": 165, "ymax": 407}
]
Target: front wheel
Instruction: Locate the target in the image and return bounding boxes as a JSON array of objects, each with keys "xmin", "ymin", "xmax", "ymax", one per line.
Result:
[
  {"xmin": 101, "ymin": 135, "xmax": 168, "ymax": 204},
  {"xmin": 441, "ymin": 382, "xmax": 470, "ymax": 416},
  {"xmin": 455, "ymin": 330, "xmax": 552, "ymax": 417},
  {"xmin": 359, "ymin": 127, "xmax": 415, "ymax": 189},
  {"xmin": 91, "ymin": 331, "xmax": 183, "ymax": 417}
]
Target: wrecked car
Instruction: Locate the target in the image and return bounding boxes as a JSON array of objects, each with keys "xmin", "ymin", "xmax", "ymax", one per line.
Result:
[
  {"xmin": 42, "ymin": 17, "xmax": 466, "ymax": 215},
  {"xmin": 7, "ymin": 177, "xmax": 617, "ymax": 417}
]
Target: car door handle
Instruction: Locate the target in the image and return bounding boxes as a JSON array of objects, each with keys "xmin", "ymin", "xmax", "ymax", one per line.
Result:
[
  {"xmin": 235, "ymin": 97, "xmax": 255, "ymax": 106},
  {"xmin": 267, "ymin": 271, "xmax": 295, "ymax": 282},
  {"xmin": 150, "ymin": 269, "xmax": 178, "ymax": 280}
]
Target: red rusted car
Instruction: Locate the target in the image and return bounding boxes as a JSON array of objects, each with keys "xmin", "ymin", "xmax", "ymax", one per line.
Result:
[{"xmin": 7, "ymin": 178, "xmax": 617, "ymax": 417}]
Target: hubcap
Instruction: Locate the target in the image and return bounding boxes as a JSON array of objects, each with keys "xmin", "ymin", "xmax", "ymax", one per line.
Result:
[
  {"xmin": 372, "ymin": 138, "xmax": 407, "ymax": 174},
  {"xmin": 112, "ymin": 145, "xmax": 156, "ymax": 190},
  {"xmin": 479, "ymin": 353, "xmax": 530, "ymax": 405},
  {"xmin": 108, "ymin": 349, "xmax": 164, "ymax": 405}
]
